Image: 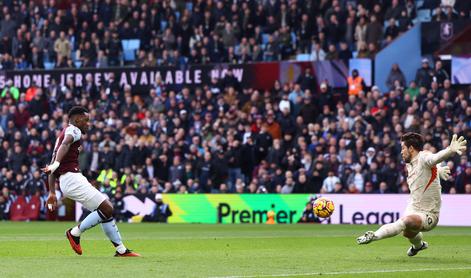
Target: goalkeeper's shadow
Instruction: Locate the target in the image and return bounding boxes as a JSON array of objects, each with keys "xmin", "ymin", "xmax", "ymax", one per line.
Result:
[{"xmin": 388, "ymin": 256, "xmax": 471, "ymax": 265}]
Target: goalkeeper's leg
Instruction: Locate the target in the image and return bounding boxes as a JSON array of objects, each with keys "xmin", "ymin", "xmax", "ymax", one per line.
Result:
[
  {"xmin": 404, "ymin": 230, "xmax": 428, "ymax": 256},
  {"xmin": 357, "ymin": 215, "xmax": 422, "ymax": 244}
]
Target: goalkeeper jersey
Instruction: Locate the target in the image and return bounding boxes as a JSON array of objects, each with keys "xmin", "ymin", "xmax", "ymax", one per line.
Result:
[{"xmin": 405, "ymin": 150, "xmax": 449, "ymax": 215}]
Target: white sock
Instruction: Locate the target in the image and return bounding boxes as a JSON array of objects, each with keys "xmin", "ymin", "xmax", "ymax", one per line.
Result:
[
  {"xmin": 409, "ymin": 232, "xmax": 423, "ymax": 249},
  {"xmin": 373, "ymin": 219, "xmax": 406, "ymax": 240},
  {"xmin": 116, "ymin": 243, "xmax": 126, "ymax": 254},
  {"xmin": 101, "ymin": 219, "xmax": 125, "ymax": 253},
  {"xmin": 71, "ymin": 226, "xmax": 81, "ymax": 237}
]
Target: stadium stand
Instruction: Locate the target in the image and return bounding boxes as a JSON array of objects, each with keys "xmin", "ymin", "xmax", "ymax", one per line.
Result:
[{"xmin": 0, "ymin": 0, "xmax": 470, "ymax": 221}]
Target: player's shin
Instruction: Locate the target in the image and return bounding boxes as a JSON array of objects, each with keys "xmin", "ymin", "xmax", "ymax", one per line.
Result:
[
  {"xmin": 101, "ymin": 218, "xmax": 126, "ymax": 254},
  {"xmin": 73, "ymin": 209, "xmax": 107, "ymax": 236},
  {"xmin": 373, "ymin": 219, "xmax": 406, "ymax": 240},
  {"xmin": 409, "ymin": 232, "xmax": 423, "ymax": 249}
]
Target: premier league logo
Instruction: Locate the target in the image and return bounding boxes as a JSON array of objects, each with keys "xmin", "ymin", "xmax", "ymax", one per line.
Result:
[{"xmin": 440, "ymin": 22, "xmax": 453, "ymax": 41}]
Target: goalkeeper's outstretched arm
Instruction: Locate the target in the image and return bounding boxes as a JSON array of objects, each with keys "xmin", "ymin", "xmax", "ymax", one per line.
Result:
[{"xmin": 423, "ymin": 134, "xmax": 467, "ymax": 167}]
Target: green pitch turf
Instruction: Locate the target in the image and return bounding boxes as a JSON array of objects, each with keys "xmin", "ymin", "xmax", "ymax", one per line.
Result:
[{"xmin": 0, "ymin": 223, "xmax": 470, "ymax": 278}]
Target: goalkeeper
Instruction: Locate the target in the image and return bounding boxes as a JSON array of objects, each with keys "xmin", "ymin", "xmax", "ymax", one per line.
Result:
[{"xmin": 357, "ymin": 133, "xmax": 467, "ymax": 256}]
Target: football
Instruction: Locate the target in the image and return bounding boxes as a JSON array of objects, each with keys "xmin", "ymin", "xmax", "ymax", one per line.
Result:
[{"xmin": 312, "ymin": 197, "xmax": 335, "ymax": 218}]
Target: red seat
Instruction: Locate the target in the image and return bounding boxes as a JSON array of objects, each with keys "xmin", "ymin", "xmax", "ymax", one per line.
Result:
[
  {"xmin": 10, "ymin": 196, "xmax": 27, "ymax": 221},
  {"xmin": 24, "ymin": 195, "xmax": 41, "ymax": 220}
]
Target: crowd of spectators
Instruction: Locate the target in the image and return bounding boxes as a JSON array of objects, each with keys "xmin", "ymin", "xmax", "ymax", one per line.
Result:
[
  {"xmin": 0, "ymin": 1, "xmax": 470, "ymax": 221},
  {"xmin": 0, "ymin": 0, "xmax": 469, "ymax": 70},
  {"xmin": 0, "ymin": 56, "xmax": 470, "ymax": 208}
]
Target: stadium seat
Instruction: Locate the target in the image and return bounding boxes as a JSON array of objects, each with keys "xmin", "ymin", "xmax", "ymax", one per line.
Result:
[
  {"xmin": 121, "ymin": 39, "xmax": 141, "ymax": 62},
  {"xmin": 262, "ymin": 34, "xmax": 270, "ymax": 45},
  {"xmin": 23, "ymin": 196, "xmax": 41, "ymax": 221},
  {"xmin": 161, "ymin": 20, "xmax": 168, "ymax": 31},
  {"xmin": 186, "ymin": 2, "xmax": 193, "ymax": 12},
  {"xmin": 290, "ymin": 32, "xmax": 297, "ymax": 45},
  {"xmin": 296, "ymin": 54, "xmax": 311, "ymax": 61},
  {"xmin": 10, "ymin": 196, "xmax": 27, "ymax": 221},
  {"xmin": 234, "ymin": 45, "xmax": 240, "ymax": 55},
  {"xmin": 43, "ymin": 62, "xmax": 54, "ymax": 70},
  {"xmin": 417, "ymin": 9, "xmax": 431, "ymax": 22},
  {"xmin": 416, "ymin": 0, "xmax": 425, "ymax": 9},
  {"xmin": 128, "ymin": 39, "xmax": 140, "ymax": 50}
]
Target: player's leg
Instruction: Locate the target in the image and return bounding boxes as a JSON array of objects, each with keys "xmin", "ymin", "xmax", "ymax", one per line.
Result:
[
  {"xmin": 357, "ymin": 214, "xmax": 422, "ymax": 244},
  {"xmin": 403, "ymin": 212, "xmax": 438, "ymax": 256},
  {"xmin": 403, "ymin": 229, "xmax": 428, "ymax": 256},
  {"xmin": 98, "ymin": 199, "xmax": 126, "ymax": 254},
  {"xmin": 97, "ymin": 199, "xmax": 141, "ymax": 257},
  {"xmin": 63, "ymin": 173, "xmax": 108, "ymax": 254}
]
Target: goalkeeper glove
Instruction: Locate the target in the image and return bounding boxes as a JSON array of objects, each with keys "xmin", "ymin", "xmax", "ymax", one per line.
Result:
[
  {"xmin": 437, "ymin": 165, "xmax": 451, "ymax": 181},
  {"xmin": 448, "ymin": 134, "xmax": 467, "ymax": 155}
]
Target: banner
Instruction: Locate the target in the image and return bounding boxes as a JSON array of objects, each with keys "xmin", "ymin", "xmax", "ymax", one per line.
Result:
[
  {"xmin": 421, "ymin": 20, "xmax": 471, "ymax": 54},
  {"xmin": 76, "ymin": 194, "xmax": 471, "ymax": 226},
  {"xmin": 2, "ymin": 61, "xmax": 348, "ymax": 92}
]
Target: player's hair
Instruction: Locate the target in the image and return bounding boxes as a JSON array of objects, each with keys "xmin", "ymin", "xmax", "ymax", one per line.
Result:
[
  {"xmin": 68, "ymin": 106, "xmax": 88, "ymax": 117},
  {"xmin": 400, "ymin": 132, "xmax": 424, "ymax": 151}
]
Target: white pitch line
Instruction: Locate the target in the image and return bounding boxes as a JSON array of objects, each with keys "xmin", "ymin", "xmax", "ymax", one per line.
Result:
[{"xmin": 209, "ymin": 266, "xmax": 471, "ymax": 278}]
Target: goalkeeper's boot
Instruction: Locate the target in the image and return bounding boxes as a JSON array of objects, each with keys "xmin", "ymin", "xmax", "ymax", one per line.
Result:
[
  {"xmin": 66, "ymin": 228, "xmax": 82, "ymax": 255},
  {"xmin": 407, "ymin": 241, "xmax": 428, "ymax": 257},
  {"xmin": 114, "ymin": 249, "xmax": 141, "ymax": 257},
  {"xmin": 356, "ymin": 231, "xmax": 375, "ymax": 245}
]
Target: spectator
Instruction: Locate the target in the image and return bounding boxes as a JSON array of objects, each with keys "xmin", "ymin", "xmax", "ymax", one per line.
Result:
[
  {"xmin": 298, "ymin": 202, "xmax": 319, "ymax": 223},
  {"xmin": 325, "ymin": 44, "xmax": 339, "ymax": 60},
  {"xmin": 354, "ymin": 16, "xmax": 368, "ymax": 51},
  {"xmin": 347, "ymin": 164, "xmax": 365, "ymax": 192},
  {"xmin": 0, "ymin": 13, "xmax": 16, "ymax": 39},
  {"xmin": 365, "ymin": 15, "xmax": 383, "ymax": 46},
  {"xmin": 384, "ymin": 18, "xmax": 399, "ymax": 40},
  {"xmin": 385, "ymin": 0, "xmax": 406, "ymax": 20},
  {"xmin": 338, "ymin": 42, "xmax": 352, "ymax": 65},
  {"xmin": 405, "ymin": 81, "xmax": 419, "ymax": 100},
  {"xmin": 54, "ymin": 31, "xmax": 71, "ymax": 62},
  {"xmin": 432, "ymin": 60, "xmax": 450, "ymax": 86},
  {"xmin": 142, "ymin": 194, "xmax": 172, "ymax": 223},
  {"xmin": 1, "ymin": 80, "xmax": 19, "ymax": 101},
  {"xmin": 296, "ymin": 68, "xmax": 316, "ymax": 92},
  {"xmin": 386, "ymin": 63, "xmax": 407, "ymax": 91},
  {"xmin": 415, "ymin": 58, "xmax": 433, "ymax": 89},
  {"xmin": 347, "ymin": 69, "xmax": 366, "ymax": 96},
  {"xmin": 456, "ymin": 165, "xmax": 471, "ymax": 193},
  {"xmin": 310, "ymin": 41, "xmax": 326, "ymax": 61},
  {"xmin": 321, "ymin": 171, "xmax": 341, "ymax": 193},
  {"xmin": 465, "ymin": 184, "xmax": 471, "ymax": 194}
]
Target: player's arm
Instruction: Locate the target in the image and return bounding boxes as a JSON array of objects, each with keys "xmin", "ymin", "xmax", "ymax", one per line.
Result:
[
  {"xmin": 42, "ymin": 134, "xmax": 74, "ymax": 174},
  {"xmin": 422, "ymin": 134, "xmax": 467, "ymax": 167},
  {"xmin": 46, "ymin": 173, "xmax": 57, "ymax": 212}
]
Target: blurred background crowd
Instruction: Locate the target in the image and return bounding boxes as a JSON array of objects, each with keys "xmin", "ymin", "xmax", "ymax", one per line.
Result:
[
  {"xmin": 0, "ymin": 0, "xmax": 469, "ymax": 69},
  {"xmin": 0, "ymin": 0, "xmax": 470, "ymax": 221}
]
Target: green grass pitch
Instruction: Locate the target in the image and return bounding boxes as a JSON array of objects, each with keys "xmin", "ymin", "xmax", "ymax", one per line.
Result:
[{"xmin": 0, "ymin": 223, "xmax": 470, "ymax": 277}]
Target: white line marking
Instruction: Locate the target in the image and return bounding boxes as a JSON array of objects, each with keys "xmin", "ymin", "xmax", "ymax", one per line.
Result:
[{"xmin": 209, "ymin": 266, "xmax": 471, "ymax": 278}]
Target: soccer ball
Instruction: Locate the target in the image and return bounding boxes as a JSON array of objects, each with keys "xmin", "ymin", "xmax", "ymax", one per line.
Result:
[{"xmin": 312, "ymin": 197, "xmax": 335, "ymax": 218}]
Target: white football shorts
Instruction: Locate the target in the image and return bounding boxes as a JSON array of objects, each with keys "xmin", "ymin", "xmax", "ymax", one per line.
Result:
[
  {"xmin": 59, "ymin": 172, "xmax": 107, "ymax": 211},
  {"xmin": 405, "ymin": 207, "xmax": 439, "ymax": 232}
]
